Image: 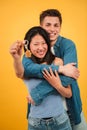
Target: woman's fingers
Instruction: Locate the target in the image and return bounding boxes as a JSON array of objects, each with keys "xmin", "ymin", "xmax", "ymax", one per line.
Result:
[
  {"xmin": 42, "ymin": 70, "xmax": 50, "ymax": 80},
  {"xmin": 49, "ymin": 67, "xmax": 54, "ymax": 76},
  {"xmin": 43, "ymin": 68, "xmax": 51, "ymax": 77},
  {"xmin": 43, "ymin": 68, "xmax": 59, "ymax": 78},
  {"xmin": 54, "ymin": 70, "xmax": 58, "ymax": 77}
]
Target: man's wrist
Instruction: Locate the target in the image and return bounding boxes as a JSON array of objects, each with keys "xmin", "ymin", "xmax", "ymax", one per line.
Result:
[{"xmin": 58, "ymin": 65, "xmax": 64, "ymax": 74}]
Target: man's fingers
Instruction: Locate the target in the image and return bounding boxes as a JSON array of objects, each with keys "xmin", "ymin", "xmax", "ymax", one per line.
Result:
[
  {"xmin": 73, "ymin": 72, "xmax": 80, "ymax": 79},
  {"xmin": 70, "ymin": 62, "xmax": 77, "ymax": 66},
  {"xmin": 26, "ymin": 96, "xmax": 31, "ymax": 103},
  {"xmin": 26, "ymin": 96, "xmax": 35, "ymax": 105}
]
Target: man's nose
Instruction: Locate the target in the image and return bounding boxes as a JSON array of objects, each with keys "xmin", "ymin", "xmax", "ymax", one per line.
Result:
[{"xmin": 50, "ymin": 26, "xmax": 55, "ymax": 31}]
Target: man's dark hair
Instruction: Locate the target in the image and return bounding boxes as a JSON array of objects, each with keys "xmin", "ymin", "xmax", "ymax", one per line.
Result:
[{"xmin": 40, "ymin": 9, "xmax": 62, "ymax": 25}]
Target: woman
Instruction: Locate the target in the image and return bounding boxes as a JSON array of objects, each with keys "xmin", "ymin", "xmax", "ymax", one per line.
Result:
[{"xmin": 10, "ymin": 26, "xmax": 72, "ymax": 130}]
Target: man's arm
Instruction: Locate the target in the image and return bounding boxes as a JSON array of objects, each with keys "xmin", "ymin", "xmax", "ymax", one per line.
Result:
[
  {"xmin": 56, "ymin": 39, "xmax": 79, "ymax": 82},
  {"xmin": 23, "ymin": 53, "xmax": 79, "ymax": 81},
  {"xmin": 22, "ymin": 55, "xmax": 59, "ymax": 78}
]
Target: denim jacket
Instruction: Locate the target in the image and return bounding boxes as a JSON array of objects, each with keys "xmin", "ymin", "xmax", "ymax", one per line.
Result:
[{"xmin": 22, "ymin": 35, "xmax": 82, "ymax": 124}]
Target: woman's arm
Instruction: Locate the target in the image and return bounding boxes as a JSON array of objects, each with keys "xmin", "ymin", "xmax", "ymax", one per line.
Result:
[
  {"xmin": 9, "ymin": 41, "xmax": 59, "ymax": 79},
  {"xmin": 9, "ymin": 41, "xmax": 24, "ymax": 78}
]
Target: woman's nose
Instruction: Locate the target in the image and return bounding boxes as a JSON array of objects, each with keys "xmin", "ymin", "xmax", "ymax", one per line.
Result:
[{"xmin": 38, "ymin": 45, "xmax": 43, "ymax": 49}]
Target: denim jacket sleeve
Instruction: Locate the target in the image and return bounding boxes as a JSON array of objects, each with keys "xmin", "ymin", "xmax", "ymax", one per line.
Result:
[
  {"xmin": 61, "ymin": 39, "xmax": 78, "ymax": 64},
  {"xmin": 57, "ymin": 39, "xmax": 78, "ymax": 83},
  {"xmin": 30, "ymin": 80, "xmax": 58, "ymax": 105},
  {"xmin": 22, "ymin": 55, "xmax": 59, "ymax": 78},
  {"xmin": 30, "ymin": 75, "xmax": 73, "ymax": 105}
]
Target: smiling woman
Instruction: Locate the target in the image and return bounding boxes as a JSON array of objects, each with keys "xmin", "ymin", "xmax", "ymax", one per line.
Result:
[
  {"xmin": 24, "ymin": 26, "xmax": 55, "ymax": 64},
  {"xmin": 9, "ymin": 26, "xmax": 72, "ymax": 130},
  {"xmin": 29, "ymin": 34, "xmax": 48, "ymax": 59}
]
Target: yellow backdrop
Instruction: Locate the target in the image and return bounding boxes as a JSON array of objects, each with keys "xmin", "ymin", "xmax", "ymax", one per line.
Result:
[{"xmin": 0, "ymin": 0, "xmax": 87, "ymax": 130}]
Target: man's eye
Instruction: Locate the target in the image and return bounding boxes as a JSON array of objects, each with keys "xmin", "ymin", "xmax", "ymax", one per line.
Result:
[
  {"xmin": 55, "ymin": 24, "xmax": 60, "ymax": 27},
  {"xmin": 46, "ymin": 24, "xmax": 50, "ymax": 26}
]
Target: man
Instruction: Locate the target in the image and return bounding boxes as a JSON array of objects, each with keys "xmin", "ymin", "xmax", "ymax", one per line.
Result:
[
  {"xmin": 39, "ymin": 9, "xmax": 87, "ymax": 129},
  {"xmin": 23, "ymin": 9, "xmax": 87, "ymax": 129}
]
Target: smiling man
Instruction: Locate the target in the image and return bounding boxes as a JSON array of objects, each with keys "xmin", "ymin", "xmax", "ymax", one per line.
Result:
[{"xmin": 22, "ymin": 9, "xmax": 87, "ymax": 130}]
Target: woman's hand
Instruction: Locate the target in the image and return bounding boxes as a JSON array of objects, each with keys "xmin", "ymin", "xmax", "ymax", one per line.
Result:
[
  {"xmin": 42, "ymin": 67, "xmax": 72, "ymax": 98},
  {"xmin": 9, "ymin": 40, "xmax": 24, "ymax": 60},
  {"xmin": 42, "ymin": 67, "xmax": 61, "ymax": 89},
  {"xmin": 9, "ymin": 40, "xmax": 25, "ymax": 78}
]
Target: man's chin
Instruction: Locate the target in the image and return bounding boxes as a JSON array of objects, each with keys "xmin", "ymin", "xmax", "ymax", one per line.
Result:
[{"xmin": 50, "ymin": 39, "xmax": 57, "ymax": 46}]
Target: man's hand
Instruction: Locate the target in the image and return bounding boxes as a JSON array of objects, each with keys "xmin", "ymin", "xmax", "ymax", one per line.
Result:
[
  {"xmin": 58, "ymin": 63, "xmax": 80, "ymax": 79},
  {"xmin": 26, "ymin": 94, "xmax": 35, "ymax": 105},
  {"xmin": 53, "ymin": 57, "xmax": 63, "ymax": 66}
]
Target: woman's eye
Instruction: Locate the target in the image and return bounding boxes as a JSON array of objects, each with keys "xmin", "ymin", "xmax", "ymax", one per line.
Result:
[
  {"xmin": 34, "ymin": 44, "xmax": 38, "ymax": 46},
  {"xmin": 42, "ymin": 42, "xmax": 46, "ymax": 44}
]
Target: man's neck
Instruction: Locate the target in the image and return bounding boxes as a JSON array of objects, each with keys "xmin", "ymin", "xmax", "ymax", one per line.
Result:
[{"xmin": 50, "ymin": 39, "xmax": 57, "ymax": 47}]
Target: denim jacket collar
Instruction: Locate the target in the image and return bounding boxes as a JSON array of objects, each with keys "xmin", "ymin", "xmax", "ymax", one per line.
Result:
[{"xmin": 54, "ymin": 35, "xmax": 62, "ymax": 48}]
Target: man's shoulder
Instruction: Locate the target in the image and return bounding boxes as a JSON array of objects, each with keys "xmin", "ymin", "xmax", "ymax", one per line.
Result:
[
  {"xmin": 60, "ymin": 36, "xmax": 75, "ymax": 45},
  {"xmin": 55, "ymin": 36, "xmax": 76, "ymax": 50},
  {"xmin": 55, "ymin": 36, "xmax": 75, "ymax": 49}
]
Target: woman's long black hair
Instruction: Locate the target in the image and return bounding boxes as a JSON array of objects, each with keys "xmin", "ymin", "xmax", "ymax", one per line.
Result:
[{"xmin": 24, "ymin": 26, "xmax": 55, "ymax": 64}]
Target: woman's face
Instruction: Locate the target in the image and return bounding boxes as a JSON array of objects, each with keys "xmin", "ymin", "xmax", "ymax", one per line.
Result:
[{"xmin": 30, "ymin": 34, "xmax": 48, "ymax": 59}]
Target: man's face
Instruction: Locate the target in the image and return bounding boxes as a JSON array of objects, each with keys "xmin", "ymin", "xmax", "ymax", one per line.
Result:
[{"xmin": 40, "ymin": 16, "xmax": 61, "ymax": 45}]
